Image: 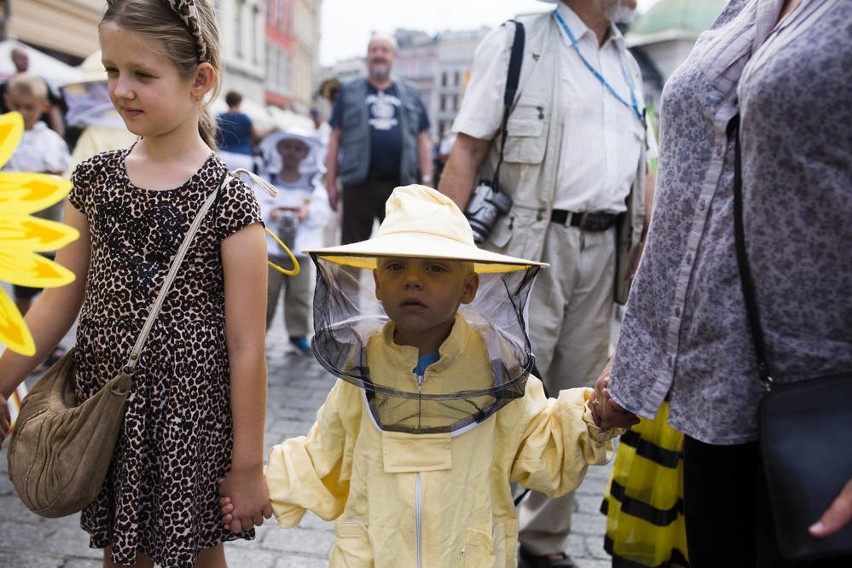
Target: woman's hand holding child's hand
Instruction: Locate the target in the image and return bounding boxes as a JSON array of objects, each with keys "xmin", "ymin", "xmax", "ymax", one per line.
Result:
[
  {"xmin": 589, "ymin": 361, "xmax": 640, "ymax": 431},
  {"xmin": 218, "ymin": 465, "xmax": 272, "ymax": 534}
]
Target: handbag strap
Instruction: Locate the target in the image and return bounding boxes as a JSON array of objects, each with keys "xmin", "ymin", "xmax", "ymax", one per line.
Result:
[
  {"xmin": 123, "ymin": 172, "xmax": 230, "ymax": 374},
  {"xmin": 729, "ymin": 114, "xmax": 773, "ymax": 390},
  {"xmin": 491, "ymin": 19, "xmax": 525, "ymax": 190}
]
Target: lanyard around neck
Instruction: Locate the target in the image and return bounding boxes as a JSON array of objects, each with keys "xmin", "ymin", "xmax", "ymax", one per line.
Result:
[{"xmin": 553, "ymin": 9, "xmax": 645, "ymax": 125}]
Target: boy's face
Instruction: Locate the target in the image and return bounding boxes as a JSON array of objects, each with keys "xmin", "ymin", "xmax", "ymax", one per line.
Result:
[
  {"xmin": 374, "ymin": 257, "xmax": 479, "ymax": 352},
  {"xmin": 277, "ymin": 139, "xmax": 309, "ymax": 170},
  {"xmin": 5, "ymin": 90, "xmax": 48, "ymax": 130}
]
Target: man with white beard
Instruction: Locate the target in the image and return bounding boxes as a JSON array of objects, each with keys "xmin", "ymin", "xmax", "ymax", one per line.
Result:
[
  {"xmin": 439, "ymin": 2, "xmax": 653, "ymax": 566},
  {"xmin": 325, "ymin": 33, "xmax": 433, "ymax": 246}
]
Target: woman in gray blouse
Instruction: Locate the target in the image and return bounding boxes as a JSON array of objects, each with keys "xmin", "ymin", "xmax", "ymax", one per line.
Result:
[{"xmin": 603, "ymin": 0, "xmax": 851, "ymax": 566}]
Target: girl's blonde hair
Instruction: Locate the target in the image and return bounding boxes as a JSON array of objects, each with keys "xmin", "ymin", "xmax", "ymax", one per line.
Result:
[{"xmin": 100, "ymin": 0, "xmax": 222, "ymax": 149}]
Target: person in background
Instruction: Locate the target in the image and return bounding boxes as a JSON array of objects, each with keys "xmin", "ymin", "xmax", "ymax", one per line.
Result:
[
  {"xmin": 0, "ymin": 46, "xmax": 66, "ymax": 137},
  {"xmin": 216, "ymin": 89, "xmax": 260, "ymax": 172},
  {"xmin": 0, "ymin": 1, "xmax": 271, "ymax": 565},
  {"xmin": 308, "ymin": 105, "xmax": 331, "ymax": 171},
  {"xmin": 603, "ymin": 0, "xmax": 852, "ymax": 566},
  {"xmin": 325, "ymin": 33, "xmax": 433, "ymax": 245},
  {"xmin": 439, "ymin": 1, "xmax": 654, "ymax": 565},
  {"xmin": 256, "ymin": 129, "xmax": 330, "ymax": 355},
  {"xmin": 2, "ymin": 72, "xmax": 71, "ymax": 371}
]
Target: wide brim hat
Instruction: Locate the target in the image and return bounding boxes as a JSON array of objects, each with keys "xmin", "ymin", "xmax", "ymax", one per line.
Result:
[
  {"xmin": 306, "ymin": 185, "xmax": 548, "ymax": 274},
  {"xmin": 259, "ymin": 128, "xmax": 325, "ymax": 176}
]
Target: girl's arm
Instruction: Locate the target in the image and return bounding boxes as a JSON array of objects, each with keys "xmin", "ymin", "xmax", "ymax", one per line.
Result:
[
  {"xmin": 218, "ymin": 221, "xmax": 272, "ymax": 532},
  {"xmin": 0, "ymin": 202, "xmax": 90, "ymax": 444}
]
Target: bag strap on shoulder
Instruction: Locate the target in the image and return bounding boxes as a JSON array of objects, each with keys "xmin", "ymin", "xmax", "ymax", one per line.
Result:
[
  {"xmin": 729, "ymin": 114, "xmax": 773, "ymax": 389},
  {"xmin": 491, "ymin": 19, "xmax": 525, "ymax": 190}
]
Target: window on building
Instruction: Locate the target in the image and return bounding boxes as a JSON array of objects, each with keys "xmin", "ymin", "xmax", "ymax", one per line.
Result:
[
  {"xmin": 252, "ymin": 5, "xmax": 261, "ymax": 65},
  {"xmin": 454, "ymin": 71, "xmax": 460, "ymax": 86},
  {"xmin": 235, "ymin": 0, "xmax": 244, "ymax": 58},
  {"xmin": 441, "ymin": 72, "xmax": 447, "ymax": 87}
]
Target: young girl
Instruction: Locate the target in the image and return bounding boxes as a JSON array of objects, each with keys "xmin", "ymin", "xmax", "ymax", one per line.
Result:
[{"xmin": 0, "ymin": 1, "xmax": 271, "ymax": 565}]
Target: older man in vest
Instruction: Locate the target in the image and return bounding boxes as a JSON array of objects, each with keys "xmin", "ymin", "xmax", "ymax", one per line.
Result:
[
  {"xmin": 325, "ymin": 33, "xmax": 433, "ymax": 245},
  {"xmin": 439, "ymin": 1, "xmax": 654, "ymax": 566}
]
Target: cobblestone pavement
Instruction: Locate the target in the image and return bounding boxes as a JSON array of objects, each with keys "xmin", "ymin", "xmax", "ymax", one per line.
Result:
[{"xmin": 0, "ymin": 309, "xmax": 616, "ymax": 568}]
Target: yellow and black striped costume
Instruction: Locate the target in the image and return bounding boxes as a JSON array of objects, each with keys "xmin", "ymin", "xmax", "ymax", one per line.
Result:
[{"xmin": 601, "ymin": 401, "xmax": 689, "ymax": 568}]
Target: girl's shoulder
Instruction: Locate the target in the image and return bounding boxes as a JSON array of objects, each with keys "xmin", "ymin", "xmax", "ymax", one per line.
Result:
[
  {"xmin": 72, "ymin": 148, "xmax": 128, "ymax": 181},
  {"xmin": 69, "ymin": 148, "xmax": 130, "ymax": 213}
]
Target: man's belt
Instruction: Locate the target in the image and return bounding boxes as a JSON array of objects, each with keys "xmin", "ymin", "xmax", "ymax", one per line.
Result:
[{"xmin": 550, "ymin": 209, "xmax": 618, "ymax": 231}]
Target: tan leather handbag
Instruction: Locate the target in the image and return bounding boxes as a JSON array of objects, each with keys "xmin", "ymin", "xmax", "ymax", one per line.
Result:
[{"xmin": 7, "ymin": 181, "xmax": 223, "ymax": 517}]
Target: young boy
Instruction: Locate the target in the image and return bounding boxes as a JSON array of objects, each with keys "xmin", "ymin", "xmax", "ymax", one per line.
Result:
[
  {"xmin": 3, "ymin": 72, "xmax": 70, "ymax": 368},
  {"xmin": 256, "ymin": 129, "xmax": 330, "ymax": 354},
  {"xmin": 221, "ymin": 185, "xmax": 637, "ymax": 567}
]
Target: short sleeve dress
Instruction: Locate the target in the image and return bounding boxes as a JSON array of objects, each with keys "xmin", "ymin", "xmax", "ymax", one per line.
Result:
[{"xmin": 68, "ymin": 149, "xmax": 262, "ymax": 567}]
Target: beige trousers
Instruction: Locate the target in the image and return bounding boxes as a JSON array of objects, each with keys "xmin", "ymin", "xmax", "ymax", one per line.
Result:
[{"xmin": 518, "ymin": 223, "xmax": 616, "ymax": 555}]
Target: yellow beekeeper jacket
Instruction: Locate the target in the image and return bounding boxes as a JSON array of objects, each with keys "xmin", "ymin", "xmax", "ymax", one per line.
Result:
[{"xmin": 266, "ymin": 315, "xmax": 618, "ymax": 567}]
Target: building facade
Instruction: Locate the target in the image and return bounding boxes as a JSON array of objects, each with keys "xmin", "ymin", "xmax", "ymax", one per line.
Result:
[
  {"xmin": 265, "ymin": 0, "xmax": 321, "ymax": 114},
  {"xmin": 4, "ymin": 0, "xmax": 102, "ymax": 63}
]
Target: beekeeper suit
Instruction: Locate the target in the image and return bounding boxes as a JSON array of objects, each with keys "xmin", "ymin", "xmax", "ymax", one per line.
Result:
[{"xmin": 264, "ymin": 185, "xmax": 625, "ymax": 567}]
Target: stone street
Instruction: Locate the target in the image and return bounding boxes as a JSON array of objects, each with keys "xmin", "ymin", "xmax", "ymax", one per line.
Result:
[{"xmin": 0, "ymin": 308, "xmax": 616, "ymax": 568}]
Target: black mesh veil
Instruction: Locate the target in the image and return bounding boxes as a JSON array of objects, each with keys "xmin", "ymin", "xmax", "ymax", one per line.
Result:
[{"xmin": 310, "ymin": 253, "xmax": 541, "ymax": 434}]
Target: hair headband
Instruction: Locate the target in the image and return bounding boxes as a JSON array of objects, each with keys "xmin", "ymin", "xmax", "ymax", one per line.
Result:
[{"xmin": 165, "ymin": 0, "xmax": 209, "ymax": 61}]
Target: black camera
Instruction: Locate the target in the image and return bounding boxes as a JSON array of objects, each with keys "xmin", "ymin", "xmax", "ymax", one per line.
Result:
[
  {"xmin": 464, "ymin": 181, "xmax": 513, "ymax": 244},
  {"xmin": 276, "ymin": 211, "xmax": 299, "ymax": 251}
]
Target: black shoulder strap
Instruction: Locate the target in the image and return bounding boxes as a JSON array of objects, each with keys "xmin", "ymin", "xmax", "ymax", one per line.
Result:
[
  {"xmin": 729, "ymin": 114, "xmax": 772, "ymax": 388},
  {"xmin": 492, "ymin": 20, "xmax": 525, "ymax": 189},
  {"xmin": 504, "ymin": 20, "xmax": 525, "ymax": 109}
]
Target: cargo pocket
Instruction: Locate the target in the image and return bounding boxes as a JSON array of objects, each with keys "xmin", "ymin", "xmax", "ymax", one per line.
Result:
[
  {"xmin": 487, "ymin": 207, "xmax": 547, "ymax": 261},
  {"xmin": 458, "ymin": 526, "xmax": 495, "ymax": 567},
  {"xmin": 503, "ymin": 101, "xmax": 547, "ymax": 165},
  {"xmin": 330, "ymin": 519, "xmax": 373, "ymax": 567}
]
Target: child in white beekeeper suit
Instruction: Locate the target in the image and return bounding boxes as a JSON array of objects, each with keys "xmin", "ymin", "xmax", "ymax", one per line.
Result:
[
  {"xmin": 220, "ymin": 185, "xmax": 638, "ymax": 567},
  {"xmin": 256, "ymin": 128, "xmax": 330, "ymax": 354}
]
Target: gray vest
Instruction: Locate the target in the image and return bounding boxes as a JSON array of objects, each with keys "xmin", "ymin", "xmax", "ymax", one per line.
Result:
[{"xmin": 335, "ymin": 78, "xmax": 423, "ymax": 188}]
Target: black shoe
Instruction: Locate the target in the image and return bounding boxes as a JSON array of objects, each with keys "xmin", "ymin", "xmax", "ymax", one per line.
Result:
[
  {"xmin": 289, "ymin": 336, "xmax": 311, "ymax": 355},
  {"xmin": 518, "ymin": 545, "xmax": 578, "ymax": 568}
]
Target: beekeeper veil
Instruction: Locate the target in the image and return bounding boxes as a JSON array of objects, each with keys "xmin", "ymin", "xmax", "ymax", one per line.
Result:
[{"xmin": 305, "ymin": 185, "xmax": 547, "ymax": 435}]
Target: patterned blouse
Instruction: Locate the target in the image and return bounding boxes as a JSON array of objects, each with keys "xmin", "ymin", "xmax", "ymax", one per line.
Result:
[{"xmin": 609, "ymin": 0, "xmax": 852, "ymax": 444}]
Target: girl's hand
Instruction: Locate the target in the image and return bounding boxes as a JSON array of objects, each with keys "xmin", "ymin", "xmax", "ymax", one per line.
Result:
[{"xmin": 218, "ymin": 465, "xmax": 272, "ymax": 534}]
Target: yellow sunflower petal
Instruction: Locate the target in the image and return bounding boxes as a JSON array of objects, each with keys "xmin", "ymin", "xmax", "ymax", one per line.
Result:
[
  {"xmin": 0, "ymin": 112, "xmax": 24, "ymax": 169},
  {"xmin": 0, "ymin": 216, "xmax": 80, "ymax": 251},
  {"xmin": 0, "ymin": 173, "xmax": 73, "ymax": 215},
  {"xmin": 0, "ymin": 288, "xmax": 35, "ymax": 355},
  {"xmin": 0, "ymin": 250, "xmax": 76, "ymax": 288}
]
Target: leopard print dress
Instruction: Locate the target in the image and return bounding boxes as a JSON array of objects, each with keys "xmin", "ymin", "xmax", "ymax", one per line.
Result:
[{"xmin": 68, "ymin": 150, "xmax": 261, "ymax": 567}]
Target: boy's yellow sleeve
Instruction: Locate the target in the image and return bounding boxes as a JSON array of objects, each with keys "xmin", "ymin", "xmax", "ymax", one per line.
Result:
[
  {"xmin": 265, "ymin": 380, "xmax": 352, "ymax": 527},
  {"xmin": 509, "ymin": 379, "xmax": 619, "ymax": 497}
]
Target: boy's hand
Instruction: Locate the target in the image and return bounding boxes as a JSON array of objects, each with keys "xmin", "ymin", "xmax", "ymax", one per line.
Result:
[
  {"xmin": 590, "ymin": 363, "xmax": 639, "ymax": 431},
  {"xmin": 219, "ymin": 495, "xmax": 237, "ymax": 531},
  {"xmin": 218, "ymin": 465, "xmax": 272, "ymax": 534}
]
